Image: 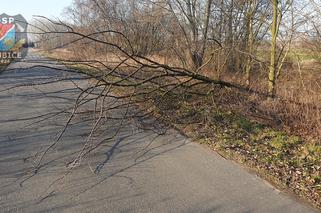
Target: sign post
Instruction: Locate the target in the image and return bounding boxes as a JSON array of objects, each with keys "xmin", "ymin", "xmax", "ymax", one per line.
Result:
[{"xmin": 0, "ymin": 13, "xmax": 28, "ymax": 65}]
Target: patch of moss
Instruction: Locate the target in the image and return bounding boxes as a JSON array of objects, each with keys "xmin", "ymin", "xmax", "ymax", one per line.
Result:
[
  {"xmin": 236, "ymin": 117, "xmax": 264, "ymax": 133},
  {"xmin": 270, "ymin": 133, "xmax": 287, "ymax": 150},
  {"xmin": 300, "ymin": 142, "xmax": 321, "ymax": 165},
  {"xmin": 211, "ymin": 111, "xmax": 226, "ymax": 124}
]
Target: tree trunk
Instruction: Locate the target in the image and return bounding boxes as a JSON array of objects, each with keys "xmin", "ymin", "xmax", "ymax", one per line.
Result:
[
  {"xmin": 245, "ymin": 0, "xmax": 255, "ymax": 87},
  {"xmin": 268, "ymin": 0, "xmax": 278, "ymax": 98},
  {"xmin": 227, "ymin": 0, "xmax": 235, "ymax": 72}
]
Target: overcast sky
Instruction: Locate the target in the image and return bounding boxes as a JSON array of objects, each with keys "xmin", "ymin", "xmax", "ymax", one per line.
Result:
[{"xmin": 0, "ymin": 0, "xmax": 73, "ymax": 22}]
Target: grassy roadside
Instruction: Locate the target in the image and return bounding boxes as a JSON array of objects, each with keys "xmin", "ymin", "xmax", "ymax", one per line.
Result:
[
  {"xmin": 48, "ymin": 55, "xmax": 321, "ymax": 210},
  {"xmin": 150, "ymin": 93, "xmax": 321, "ymax": 209}
]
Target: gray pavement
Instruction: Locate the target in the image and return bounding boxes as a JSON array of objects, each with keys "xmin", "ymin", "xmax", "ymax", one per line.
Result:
[{"xmin": 0, "ymin": 54, "xmax": 319, "ymax": 213}]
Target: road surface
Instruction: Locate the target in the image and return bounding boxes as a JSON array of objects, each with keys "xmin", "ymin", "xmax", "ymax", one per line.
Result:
[{"xmin": 0, "ymin": 54, "xmax": 319, "ymax": 213}]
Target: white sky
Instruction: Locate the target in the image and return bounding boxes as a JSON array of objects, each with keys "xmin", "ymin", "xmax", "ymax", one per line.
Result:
[{"xmin": 0, "ymin": 0, "xmax": 73, "ymax": 22}]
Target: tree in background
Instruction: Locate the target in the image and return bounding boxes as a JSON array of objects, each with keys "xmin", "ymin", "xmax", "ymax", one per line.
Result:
[{"xmin": 268, "ymin": 0, "xmax": 280, "ymax": 98}]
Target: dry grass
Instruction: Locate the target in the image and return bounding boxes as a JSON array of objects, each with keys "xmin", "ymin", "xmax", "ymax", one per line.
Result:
[{"xmin": 199, "ymin": 58, "xmax": 321, "ymax": 139}]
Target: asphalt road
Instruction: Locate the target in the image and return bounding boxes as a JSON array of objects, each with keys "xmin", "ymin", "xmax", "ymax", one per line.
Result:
[{"xmin": 0, "ymin": 54, "xmax": 319, "ymax": 213}]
